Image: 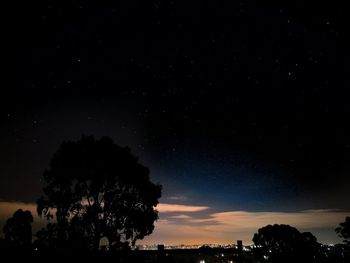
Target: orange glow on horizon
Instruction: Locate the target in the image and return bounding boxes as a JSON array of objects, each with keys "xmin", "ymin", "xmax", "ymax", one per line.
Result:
[{"xmin": 0, "ymin": 201, "xmax": 347, "ymax": 245}]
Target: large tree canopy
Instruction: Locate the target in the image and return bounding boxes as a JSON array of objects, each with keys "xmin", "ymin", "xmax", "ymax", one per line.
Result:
[{"xmin": 37, "ymin": 135, "xmax": 162, "ymax": 251}]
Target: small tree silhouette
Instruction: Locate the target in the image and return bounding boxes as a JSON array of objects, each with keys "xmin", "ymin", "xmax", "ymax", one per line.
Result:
[
  {"xmin": 37, "ymin": 135, "xmax": 162, "ymax": 251},
  {"xmin": 253, "ymin": 224, "xmax": 320, "ymax": 263},
  {"xmin": 3, "ymin": 209, "xmax": 33, "ymax": 251}
]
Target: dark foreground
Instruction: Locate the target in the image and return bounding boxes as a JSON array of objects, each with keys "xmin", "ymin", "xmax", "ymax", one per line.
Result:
[{"xmin": 2, "ymin": 247, "xmax": 349, "ymax": 263}]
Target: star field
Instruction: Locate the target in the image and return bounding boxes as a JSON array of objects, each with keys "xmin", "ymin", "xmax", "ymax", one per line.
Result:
[{"xmin": 0, "ymin": 0, "xmax": 349, "ymax": 244}]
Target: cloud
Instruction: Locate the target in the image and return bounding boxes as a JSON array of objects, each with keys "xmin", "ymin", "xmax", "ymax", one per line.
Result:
[
  {"xmin": 1, "ymin": 201, "xmax": 348, "ymax": 245},
  {"xmin": 189, "ymin": 209, "xmax": 348, "ymax": 229},
  {"xmin": 167, "ymin": 196, "xmax": 188, "ymax": 201},
  {"xmin": 170, "ymin": 214, "xmax": 193, "ymax": 219},
  {"xmin": 156, "ymin": 203, "xmax": 210, "ymax": 213},
  {"xmin": 141, "ymin": 208, "xmax": 350, "ymax": 245}
]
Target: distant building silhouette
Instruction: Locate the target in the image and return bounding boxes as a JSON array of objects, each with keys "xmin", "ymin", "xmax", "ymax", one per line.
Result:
[
  {"xmin": 237, "ymin": 240, "xmax": 243, "ymax": 263},
  {"xmin": 157, "ymin": 244, "xmax": 165, "ymax": 251}
]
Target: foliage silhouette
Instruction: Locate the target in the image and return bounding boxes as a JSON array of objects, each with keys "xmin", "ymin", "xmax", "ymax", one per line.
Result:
[
  {"xmin": 2, "ymin": 209, "xmax": 33, "ymax": 251},
  {"xmin": 336, "ymin": 216, "xmax": 350, "ymax": 244},
  {"xmin": 335, "ymin": 217, "xmax": 350, "ymax": 260},
  {"xmin": 252, "ymin": 224, "xmax": 321, "ymax": 263},
  {"xmin": 37, "ymin": 135, "xmax": 162, "ymax": 251}
]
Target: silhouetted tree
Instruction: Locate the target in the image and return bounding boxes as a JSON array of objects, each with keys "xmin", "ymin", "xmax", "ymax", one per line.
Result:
[
  {"xmin": 252, "ymin": 224, "xmax": 320, "ymax": 263},
  {"xmin": 3, "ymin": 209, "xmax": 33, "ymax": 251},
  {"xmin": 336, "ymin": 217, "xmax": 350, "ymax": 244},
  {"xmin": 335, "ymin": 217, "xmax": 350, "ymax": 261},
  {"xmin": 37, "ymin": 135, "xmax": 162, "ymax": 251}
]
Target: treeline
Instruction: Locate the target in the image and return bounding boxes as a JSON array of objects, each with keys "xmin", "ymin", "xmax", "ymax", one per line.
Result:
[{"xmin": 1, "ymin": 210, "xmax": 349, "ymax": 263}]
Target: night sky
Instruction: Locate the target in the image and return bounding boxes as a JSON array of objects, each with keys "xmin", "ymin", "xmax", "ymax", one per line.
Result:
[{"xmin": 0, "ymin": 1, "xmax": 349, "ymax": 244}]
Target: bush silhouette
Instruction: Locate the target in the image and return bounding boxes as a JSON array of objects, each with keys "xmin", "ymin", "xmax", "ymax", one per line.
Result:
[
  {"xmin": 253, "ymin": 224, "xmax": 320, "ymax": 263},
  {"xmin": 37, "ymin": 135, "xmax": 162, "ymax": 251},
  {"xmin": 336, "ymin": 216, "xmax": 350, "ymax": 245},
  {"xmin": 3, "ymin": 209, "xmax": 33, "ymax": 252}
]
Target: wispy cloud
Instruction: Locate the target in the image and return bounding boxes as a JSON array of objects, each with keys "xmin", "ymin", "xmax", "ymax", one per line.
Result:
[
  {"xmin": 142, "ymin": 207, "xmax": 349, "ymax": 245},
  {"xmin": 188, "ymin": 209, "xmax": 348, "ymax": 229},
  {"xmin": 170, "ymin": 214, "xmax": 193, "ymax": 219},
  {"xmin": 157, "ymin": 203, "xmax": 210, "ymax": 213},
  {"xmin": 167, "ymin": 196, "xmax": 188, "ymax": 201}
]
